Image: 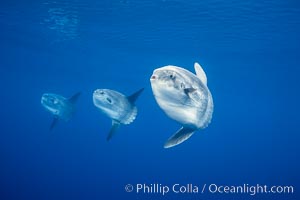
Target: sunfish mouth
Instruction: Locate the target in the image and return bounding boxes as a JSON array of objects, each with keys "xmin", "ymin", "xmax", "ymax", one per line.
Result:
[
  {"xmin": 150, "ymin": 75, "xmax": 157, "ymax": 80},
  {"xmin": 41, "ymin": 95, "xmax": 46, "ymax": 101},
  {"xmin": 41, "ymin": 94, "xmax": 51, "ymax": 104}
]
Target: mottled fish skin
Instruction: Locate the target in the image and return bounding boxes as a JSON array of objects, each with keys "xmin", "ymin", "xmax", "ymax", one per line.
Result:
[
  {"xmin": 93, "ymin": 88, "xmax": 144, "ymax": 140},
  {"xmin": 41, "ymin": 93, "xmax": 76, "ymax": 122},
  {"xmin": 150, "ymin": 62, "xmax": 213, "ymax": 148}
]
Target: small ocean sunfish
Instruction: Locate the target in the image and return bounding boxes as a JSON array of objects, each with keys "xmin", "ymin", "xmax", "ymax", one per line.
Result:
[
  {"xmin": 150, "ymin": 62, "xmax": 214, "ymax": 148},
  {"xmin": 93, "ymin": 88, "xmax": 144, "ymax": 141},
  {"xmin": 41, "ymin": 92, "xmax": 81, "ymax": 130}
]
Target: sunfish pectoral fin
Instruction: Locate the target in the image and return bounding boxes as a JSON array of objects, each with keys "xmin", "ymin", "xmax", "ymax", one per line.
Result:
[
  {"xmin": 127, "ymin": 88, "xmax": 144, "ymax": 103},
  {"xmin": 68, "ymin": 92, "xmax": 81, "ymax": 104},
  {"xmin": 107, "ymin": 120, "xmax": 121, "ymax": 141},
  {"xmin": 194, "ymin": 62, "xmax": 207, "ymax": 86},
  {"xmin": 49, "ymin": 117, "xmax": 59, "ymax": 131},
  {"xmin": 164, "ymin": 127, "xmax": 196, "ymax": 148},
  {"xmin": 184, "ymin": 88, "xmax": 196, "ymax": 96}
]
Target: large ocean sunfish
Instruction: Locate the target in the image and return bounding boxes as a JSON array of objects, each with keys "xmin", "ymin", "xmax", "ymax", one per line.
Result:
[
  {"xmin": 93, "ymin": 88, "xmax": 144, "ymax": 141},
  {"xmin": 150, "ymin": 62, "xmax": 213, "ymax": 148},
  {"xmin": 41, "ymin": 92, "xmax": 81, "ymax": 130}
]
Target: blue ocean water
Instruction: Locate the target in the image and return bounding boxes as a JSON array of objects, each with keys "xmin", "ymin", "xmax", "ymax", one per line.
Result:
[{"xmin": 0, "ymin": 0, "xmax": 299, "ymax": 199}]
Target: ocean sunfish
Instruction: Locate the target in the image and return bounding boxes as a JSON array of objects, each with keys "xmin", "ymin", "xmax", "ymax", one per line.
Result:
[
  {"xmin": 41, "ymin": 92, "xmax": 81, "ymax": 130},
  {"xmin": 93, "ymin": 88, "xmax": 144, "ymax": 141},
  {"xmin": 150, "ymin": 62, "xmax": 213, "ymax": 148}
]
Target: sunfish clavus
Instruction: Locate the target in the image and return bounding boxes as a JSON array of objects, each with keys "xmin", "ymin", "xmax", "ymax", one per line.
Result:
[{"xmin": 150, "ymin": 62, "xmax": 213, "ymax": 148}]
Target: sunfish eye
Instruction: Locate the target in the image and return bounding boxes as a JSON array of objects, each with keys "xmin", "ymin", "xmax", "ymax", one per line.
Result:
[
  {"xmin": 99, "ymin": 91, "xmax": 104, "ymax": 95},
  {"xmin": 180, "ymin": 83, "xmax": 185, "ymax": 88},
  {"xmin": 106, "ymin": 98, "xmax": 112, "ymax": 103},
  {"xmin": 49, "ymin": 98, "xmax": 54, "ymax": 103},
  {"xmin": 169, "ymin": 73, "xmax": 176, "ymax": 79},
  {"xmin": 50, "ymin": 98, "xmax": 58, "ymax": 104}
]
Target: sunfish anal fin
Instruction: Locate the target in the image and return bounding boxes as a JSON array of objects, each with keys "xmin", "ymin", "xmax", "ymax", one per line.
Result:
[
  {"xmin": 107, "ymin": 120, "xmax": 121, "ymax": 141},
  {"xmin": 127, "ymin": 88, "xmax": 144, "ymax": 103},
  {"xmin": 68, "ymin": 92, "xmax": 81, "ymax": 104},
  {"xmin": 164, "ymin": 127, "xmax": 195, "ymax": 148},
  {"xmin": 50, "ymin": 117, "xmax": 59, "ymax": 131}
]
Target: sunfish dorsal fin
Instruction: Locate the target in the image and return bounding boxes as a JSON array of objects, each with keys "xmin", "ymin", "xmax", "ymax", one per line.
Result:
[
  {"xmin": 107, "ymin": 120, "xmax": 121, "ymax": 141},
  {"xmin": 50, "ymin": 117, "xmax": 59, "ymax": 131},
  {"xmin": 194, "ymin": 62, "xmax": 207, "ymax": 86},
  {"xmin": 127, "ymin": 88, "xmax": 144, "ymax": 103},
  {"xmin": 164, "ymin": 127, "xmax": 195, "ymax": 148},
  {"xmin": 68, "ymin": 92, "xmax": 81, "ymax": 104}
]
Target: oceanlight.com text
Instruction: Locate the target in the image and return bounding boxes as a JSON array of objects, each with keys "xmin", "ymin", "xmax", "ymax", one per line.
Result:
[{"xmin": 207, "ymin": 183, "xmax": 294, "ymax": 195}]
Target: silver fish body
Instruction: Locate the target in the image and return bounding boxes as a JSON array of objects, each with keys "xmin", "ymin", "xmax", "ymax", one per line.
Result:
[
  {"xmin": 93, "ymin": 89, "xmax": 137, "ymax": 125},
  {"xmin": 150, "ymin": 62, "xmax": 213, "ymax": 148},
  {"xmin": 93, "ymin": 88, "xmax": 144, "ymax": 140},
  {"xmin": 41, "ymin": 92, "xmax": 80, "ymax": 130}
]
